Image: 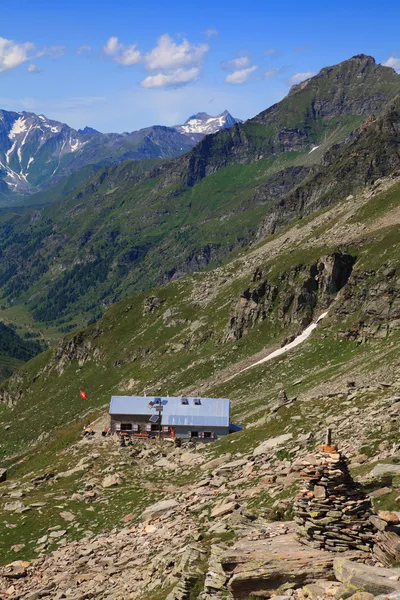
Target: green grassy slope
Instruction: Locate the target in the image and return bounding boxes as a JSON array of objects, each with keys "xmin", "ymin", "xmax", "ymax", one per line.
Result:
[
  {"xmin": 0, "ymin": 322, "xmax": 45, "ymax": 380},
  {"xmin": 0, "ymin": 55, "xmax": 398, "ymax": 330},
  {"xmin": 0, "ymin": 175, "xmax": 398, "ymax": 565}
]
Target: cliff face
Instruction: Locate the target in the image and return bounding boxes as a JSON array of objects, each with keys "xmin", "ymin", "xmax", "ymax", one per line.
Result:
[
  {"xmin": 225, "ymin": 253, "xmax": 356, "ymax": 341},
  {"xmin": 257, "ymin": 94, "xmax": 400, "ymax": 237}
]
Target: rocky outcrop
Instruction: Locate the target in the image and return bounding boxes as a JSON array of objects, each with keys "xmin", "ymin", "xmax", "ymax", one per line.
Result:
[
  {"xmin": 220, "ymin": 522, "xmax": 360, "ymax": 598},
  {"xmin": 257, "ymin": 94, "xmax": 400, "ymax": 238},
  {"xmin": 335, "ymin": 267, "xmax": 400, "ymax": 341},
  {"xmin": 226, "ymin": 253, "xmax": 355, "ymax": 340},
  {"xmin": 334, "ymin": 558, "xmax": 400, "ymax": 596},
  {"xmin": 371, "ymin": 511, "xmax": 400, "ymax": 566}
]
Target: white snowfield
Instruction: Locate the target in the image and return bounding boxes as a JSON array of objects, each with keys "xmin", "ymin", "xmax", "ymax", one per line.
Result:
[
  {"xmin": 176, "ymin": 111, "xmax": 238, "ymax": 136},
  {"xmin": 309, "ymin": 145, "xmax": 320, "ymax": 154},
  {"xmin": 8, "ymin": 116, "xmax": 28, "ymax": 139},
  {"xmin": 181, "ymin": 115, "xmax": 227, "ymax": 134},
  {"xmin": 235, "ymin": 311, "xmax": 329, "ymax": 377}
]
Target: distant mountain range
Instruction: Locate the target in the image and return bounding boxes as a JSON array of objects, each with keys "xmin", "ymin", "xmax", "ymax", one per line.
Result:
[{"xmin": 0, "ymin": 109, "xmax": 240, "ymax": 199}]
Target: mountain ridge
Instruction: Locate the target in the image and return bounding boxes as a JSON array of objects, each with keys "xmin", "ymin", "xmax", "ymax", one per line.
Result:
[
  {"xmin": 0, "ymin": 54, "xmax": 399, "ymax": 332},
  {"xmin": 0, "ymin": 109, "xmax": 242, "ymax": 201}
]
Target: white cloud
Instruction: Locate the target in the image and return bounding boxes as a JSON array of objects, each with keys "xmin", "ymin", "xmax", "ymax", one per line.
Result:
[
  {"xmin": 76, "ymin": 45, "xmax": 92, "ymax": 55},
  {"xmin": 294, "ymin": 45, "xmax": 311, "ymax": 54},
  {"xmin": 289, "ymin": 71, "xmax": 315, "ymax": 84},
  {"xmin": 103, "ymin": 36, "xmax": 122, "ymax": 56},
  {"xmin": 265, "ymin": 48, "xmax": 278, "ymax": 56},
  {"xmin": 383, "ymin": 56, "xmax": 400, "ymax": 73},
  {"xmin": 115, "ymin": 44, "xmax": 141, "ymax": 65},
  {"xmin": 102, "ymin": 33, "xmax": 208, "ymax": 88},
  {"xmin": 140, "ymin": 34, "xmax": 209, "ymax": 89},
  {"xmin": 204, "ymin": 27, "xmax": 218, "ymax": 38},
  {"xmin": 264, "ymin": 68, "xmax": 280, "ymax": 79},
  {"xmin": 222, "ymin": 54, "xmax": 251, "ymax": 70},
  {"xmin": 41, "ymin": 45, "xmax": 66, "ymax": 59},
  {"xmin": 141, "ymin": 67, "xmax": 200, "ymax": 88},
  {"xmin": 144, "ymin": 34, "xmax": 208, "ymax": 71},
  {"xmin": 28, "ymin": 64, "xmax": 41, "ymax": 73},
  {"xmin": 225, "ymin": 65, "xmax": 258, "ymax": 85},
  {"xmin": 0, "ymin": 37, "xmax": 35, "ymax": 72},
  {"xmin": 103, "ymin": 37, "xmax": 141, "ymax": 65}
]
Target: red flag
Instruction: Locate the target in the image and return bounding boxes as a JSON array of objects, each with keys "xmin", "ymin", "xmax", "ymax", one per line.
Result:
[{"xmin": 80, "ymin": 390, "xmax": 88, "ymax": 399}]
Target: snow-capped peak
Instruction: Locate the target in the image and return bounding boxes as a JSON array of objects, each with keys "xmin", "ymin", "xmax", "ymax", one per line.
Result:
[{"xmin": 174, "ymin": 110, "xmax": 241, "ymax": 139}]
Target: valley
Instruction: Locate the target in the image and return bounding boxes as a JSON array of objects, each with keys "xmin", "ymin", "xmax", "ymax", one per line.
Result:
[{"xmin": 0, "ymin": 50, "xmax": 399, "ymax": 600}]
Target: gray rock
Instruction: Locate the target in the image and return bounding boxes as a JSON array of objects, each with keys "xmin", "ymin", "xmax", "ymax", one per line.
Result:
[
  {"xmin": 141, "ymin": 499, "xmax": 179, "ymax": 522},
  {"xmin": 4, "ymin": 501, "xmax": 25, "ymax": 512},
  {"xmin": 102, "ymin": 474, "xmax": 123, "ymax": 488},
  {"xmin": 200, "ymin": 454, "xmax": 232, "ymax": 471},
  {"xmin": 211, "ymin": 501, "xmax": 239, "ymax": 518},
  {"xmin": 0, "ymin": 468, "xmax": 7, "ymax": 482},
  {"xmin": 369, "ymin": 464, "xmax": 400, "ymax": 477},
  {"xmin": 253, "ymin": 434, "xmax": 293, "ymax": 456},
  {"xmin": 49, "ymin": 530, "xmax": 67, "ymax": 538},
  {"xmin": 334, "ymin": 558, "xmax": 400, "ymax": 595}
]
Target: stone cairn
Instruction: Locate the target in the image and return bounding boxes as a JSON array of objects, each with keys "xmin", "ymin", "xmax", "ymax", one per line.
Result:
[{"xmin": 293, "ymin": 430, "xmax": 375, "ymax": 553}]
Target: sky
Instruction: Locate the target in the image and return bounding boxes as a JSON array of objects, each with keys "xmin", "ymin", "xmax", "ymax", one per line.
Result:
[{"xmin": 1, "ymin": 0, "xmax": 400, "ymax": 133}]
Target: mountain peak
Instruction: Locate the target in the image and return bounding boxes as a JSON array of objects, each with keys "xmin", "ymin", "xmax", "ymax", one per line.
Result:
[
  {"xmin": 283, "ymin": 54, "xmax": 400, "ymax": 117},
  {"xmin": 78, "ymin": 126, "xmax": 101, "ymax": 135},
  {"xmin": 175, "ymin": 110, "xmax": 241, "ymax": 138}
]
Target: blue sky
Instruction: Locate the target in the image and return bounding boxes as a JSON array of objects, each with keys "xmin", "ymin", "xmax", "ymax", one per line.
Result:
[{"xmin": 1, "ymin": 0, "xmax": 399, "ymax": 132}]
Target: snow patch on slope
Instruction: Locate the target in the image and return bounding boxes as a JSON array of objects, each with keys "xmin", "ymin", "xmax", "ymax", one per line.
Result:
[{"xmin": 9, "ymin": 117, "xmax": 27, "ymax": 139}]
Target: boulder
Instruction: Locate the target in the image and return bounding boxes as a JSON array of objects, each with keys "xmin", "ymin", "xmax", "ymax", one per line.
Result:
[
  {"xmin": 200, "ymin": 454, "xmax": 232, "ymax": 471},
  {"xmin": 346, "ymin": 593, "xmax": 375, "ymax": 600},
  {"xmin": 4, "ymin": 501, "xmax": 25, "ymax": 512},
  {"xmin": 374, "ymin": 530, "xmax": 400, "ymax": 566},
  {"xmin": 253, "ymin": 434, "xmax": 293, "ymax": 457},
  {"xmin": 141, "ymin": 499, "xmax": 179, "ymax": 522},
  {"xmin": 378, "ymin": 510, "xmax": 400, "ymax": 524},
  {"xmin": 154, "ymin": 457, "xmax": 177, "ymax": 470},
  {"xmin": 333, "ymin": 558, "xmax": 400, "ymax": 596},
  {"xmin": 222, "ymin": 522, "xmax": 337, "ymax": 598},
  {"xmin": 211, "ymin": 501, "xmax": 239, "ymax": 518},
  {"xmin": 49, "ymin": 530, "xmax": 66, "ymax": 538},
  {"xmin": 368, "ymin": 464, "xmax": 400, "ymax": 478},
  {"xmin": 213, "ymin": 459, "xmax": 248, "ymax": 474},
  {"xmin": 0, "ymin": 468, "xmax": 7, "ymax": 482},
  {"xmin": 59, "ymin": 511, "xmax": 75, "ymax": 522},
  {"xmin": 102, "ymin": 474, "xmax": 123, "ymax": 488}
]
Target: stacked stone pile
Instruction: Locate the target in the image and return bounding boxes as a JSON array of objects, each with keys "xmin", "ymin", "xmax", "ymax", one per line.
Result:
[{"xmin": 293, "ymin": 443, "xmax": 375, "ymax": 552}]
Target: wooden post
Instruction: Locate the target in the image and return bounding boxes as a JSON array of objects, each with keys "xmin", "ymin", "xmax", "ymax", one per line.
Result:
[
  {"xmin": 318, "ymin": 427, "xmax": 337, "ymax": 453},
  {"xmin": 326, "ymin": 428, "xmax": 332, "ymax": 447}
]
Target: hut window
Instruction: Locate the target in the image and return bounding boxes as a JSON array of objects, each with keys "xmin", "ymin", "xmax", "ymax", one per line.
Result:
[
  {"xmin": 191, "ymin": 431, "xmax": 199, "ymax": 438},
  {"xmin": 181, "ymin": 398, "xmax": 189, "ymax": 405},
  {"xmin": 193, "ymin": 398, "xmax": 201, "ymax": 405},
  {"xmin": 120, "ymin": 423, "xmax": 132, "ymax": 431},
  {"xmin": 203, "ymin": 432, "xmax": 212, "ymax": 438}
]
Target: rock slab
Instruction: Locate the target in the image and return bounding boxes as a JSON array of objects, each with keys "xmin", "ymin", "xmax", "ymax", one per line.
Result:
[{"xmin": 334, "ymin": 558, "xmax": 400, "ymax": 596}]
